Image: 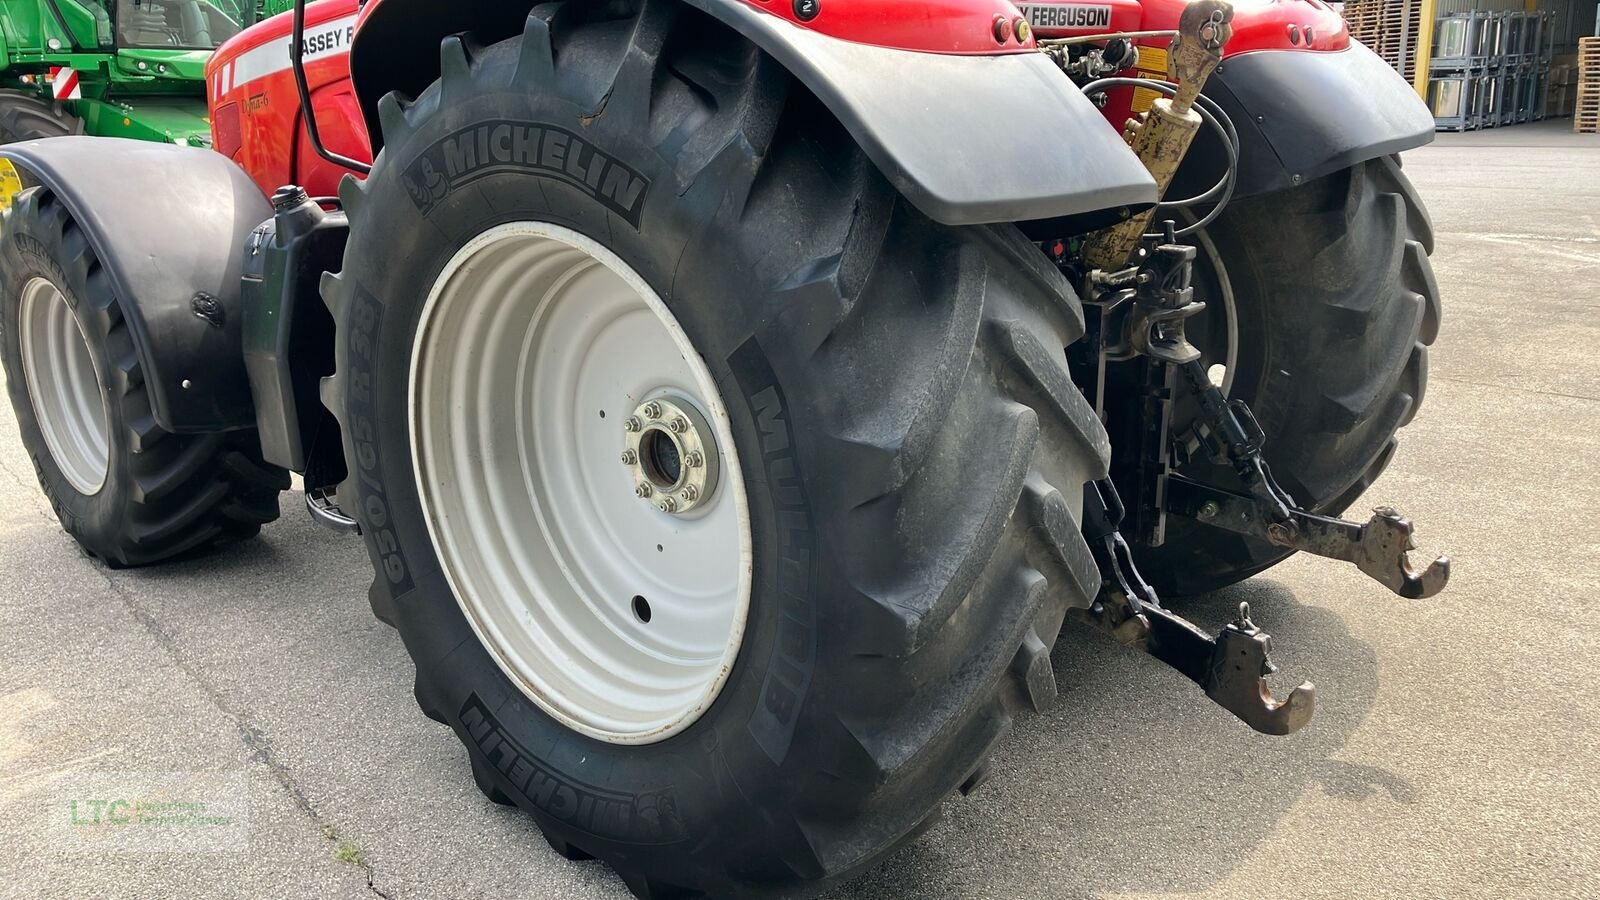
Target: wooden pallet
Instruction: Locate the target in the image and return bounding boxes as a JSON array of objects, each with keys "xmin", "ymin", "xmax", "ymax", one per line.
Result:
[
  {"xmin": 1580, "ymin": 39, "xmax": 1600, "ymax": 133},
  {"xmin": 1343, "ymin": 0, "xmax": 1426, "ymax": 84},
  {"xmin": 1580, "ymin": 37, "xmax": 1600, "ymax": 80},
  {"xmin": 1344, "ymin": 0, "xmax": 1385, "ymax": 47}
]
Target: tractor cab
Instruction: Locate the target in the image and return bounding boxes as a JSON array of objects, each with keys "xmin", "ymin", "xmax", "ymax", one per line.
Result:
[
  {"xmin": 0, "ymin": 0, "xmax": 271, "ymax": 147},
  {"xmin": 107, "ymin": 0, "xmax": 248, "ymax": 50}
]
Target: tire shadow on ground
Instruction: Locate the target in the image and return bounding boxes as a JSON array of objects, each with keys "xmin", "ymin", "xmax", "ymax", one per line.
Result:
[
  {"xmin": 827, "ymin": 577, "xmax": 1398, "ymax": 900},
  {"xmin": 107, "ymin": 491, "xmax": 369, "ymax": 594},
  {"xmin": 89, "ymin": 499, "xmax": 1400, "ymax": 900}
]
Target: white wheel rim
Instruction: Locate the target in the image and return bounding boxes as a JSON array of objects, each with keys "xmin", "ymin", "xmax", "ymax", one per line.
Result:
[
  {"xmin": 410, "ymin": 222, "xmax": 752, "ymax": 745},
  {"xmin": 19, "ymin": 277, "xmax": 110, "ymax": 494}
]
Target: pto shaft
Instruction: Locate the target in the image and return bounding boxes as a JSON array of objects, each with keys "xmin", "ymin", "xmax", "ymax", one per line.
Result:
[{"xmin": 1083, "ymin": 1, "xmax": 1234, "ymax": 271}]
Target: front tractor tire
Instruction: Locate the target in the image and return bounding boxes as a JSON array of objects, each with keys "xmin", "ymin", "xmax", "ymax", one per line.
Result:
[
  {"xmin": 326, "ymin": 4, "xmax": 1111, "ymax": 896},
  {"xmin": 0, "ymin": 188, "xmax": 288, "ymax": 566}
]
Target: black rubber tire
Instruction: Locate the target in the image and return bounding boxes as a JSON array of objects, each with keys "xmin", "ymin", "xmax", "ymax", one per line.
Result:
[
  {"xmin": 323, "ymin": 4, "xmax": 1110, "ymax": 897},
  {"xmin": 0, "ymin": 89, "xmax": 83, "ymax": 143},
  {"xmin": 0, "ymin": 90, "xmax": 82, "ymax": 214},
  {"xmin": 1135, "ymin": 155, "xmax": 1441, "ymax": 596},
  {"xmin": 0, "ymin": 187, "xmax": 289, "ymax": 567}
]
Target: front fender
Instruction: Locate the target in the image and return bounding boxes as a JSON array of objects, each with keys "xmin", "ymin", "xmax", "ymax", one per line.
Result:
[
  {"xmin": 349, "ymin": 0, "xmax": 1157, "ymax": 226},
  {"xmin": 0, "ymin": 138, "xmax": 270, "ymax": 433},
  {"xmin": 1206, "ymin": 43, "xmax": 1436, "ymax": 199}
]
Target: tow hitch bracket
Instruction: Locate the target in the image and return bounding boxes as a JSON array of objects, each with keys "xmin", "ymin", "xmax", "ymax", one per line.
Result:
[
  {"xmin": 1147, "ymin": 601, "xmax": 1315, "ymax": 736},
  {"xmin": 1061, "ymin": 5, "xmax": 1446, "ymax": 738},
  {"xmin": 1069, "ymin": 223, "xmax": 1449, "ymax": 735},
  {"xmin": 1085, "ymin": 239, "xmax": 1451, "ymax": 601},
  {"xmin": 1164, "ymin": 350, "xmax": 1450, "ymax": 600},
  {"xmin": 1167, "ymin": 477, "xmax": 1450, "ymax": 599},
  {"xmin": 1082, "ymin": 482, "xmax": 1316, "ymax": 736}
]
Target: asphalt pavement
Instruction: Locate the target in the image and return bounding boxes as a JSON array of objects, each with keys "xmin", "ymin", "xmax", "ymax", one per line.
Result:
[{"xmin": 1, "ymin": 120, "xmax": 1596, "ymax": 899}]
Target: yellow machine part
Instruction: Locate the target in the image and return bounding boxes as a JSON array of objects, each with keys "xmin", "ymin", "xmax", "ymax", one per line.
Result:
[{"xmin": 0, "ymin": 159, "xmax": 25, "ymax": 215}]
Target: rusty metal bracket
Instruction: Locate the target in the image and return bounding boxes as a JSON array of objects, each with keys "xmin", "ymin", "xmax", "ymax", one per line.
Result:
[
  {"xmin": 1120, "ymin": 242, "xmax": 1206, "ymax": 367},
  {"xmin": 1167, "ymin": 477, "xmax": 1451, "ymax": 599},
  {"xmin": 1104, "ymin": 598, "xmax": 1318, "ymax": 735},
  {"xmin": 1081, "ymin": 481, "xmax": 1316, "ymax": 736},
  {"xmin": 1161, "ymin": 350, "xmax": 1450, "ymax": 600},
  {"xmin": 1140, "ymin": 601, "xmax": 1315, "ymax": 736}
]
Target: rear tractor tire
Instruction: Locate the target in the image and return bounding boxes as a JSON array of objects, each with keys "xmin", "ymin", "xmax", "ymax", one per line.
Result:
[
  {"xmin": 0, "ymin": 187, "xmax": 289, "ymax": 566},
  {"xmin": 325, "ymin": 3, "xmax": 1112, "ymax": 896},
  {"xmin": 1135, "ymin": 155, "xmax": 1441, "ymax": 596}
]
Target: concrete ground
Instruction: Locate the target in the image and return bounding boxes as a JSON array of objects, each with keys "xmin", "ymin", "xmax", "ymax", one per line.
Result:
[{"xmin": 1, "ymin": 120, "xmax": 1596, "ymax": 900}]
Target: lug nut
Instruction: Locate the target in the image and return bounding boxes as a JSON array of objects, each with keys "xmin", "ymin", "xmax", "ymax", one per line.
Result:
[
  {"xmin": 636, "ymin": 483, "xmax": 652, "ymax": 498},
  {"xmin": 685, "ymin": 451, "xmax": 704, "ymax": 468},
  {"xmin": 680, "ymin": 486, "xmax": 699, "ymax": 502},
  {"xmin": 657, "ymin": 497, "xmax": 678, "ymax": 513},
  {"xmin": 624, "ymin": 416, "xmax": 642, "ymax": 433},
  {"xmin": 642, "ymin": 401, "xmax": 663, "ymax": 419},
  {"xmin": 621, "ymin": 449, "xmax": 638, "ymax": 465},
  {"xmin": 669, "ymin": 416, "xmax": 689, "ymax": 434}
]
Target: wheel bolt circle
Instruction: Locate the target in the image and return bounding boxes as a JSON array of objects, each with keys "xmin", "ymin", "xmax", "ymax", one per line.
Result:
[{"xmin": 623, "ymin": 396, "xmax": 719, "ymax": 517}]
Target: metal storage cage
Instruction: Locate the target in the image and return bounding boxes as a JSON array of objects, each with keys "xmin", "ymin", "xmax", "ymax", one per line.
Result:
[
  {"xmin": 1429, "ymin": 71, "xmax": 1480, "ymax": 130},
  {"xmin": 1421, "ymin": 9, "xmax": 1560, "ymax": 132}
]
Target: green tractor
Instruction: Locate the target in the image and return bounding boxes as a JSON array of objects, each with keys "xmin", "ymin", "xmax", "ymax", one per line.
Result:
[{"xmin": 0, "ymin": 1, "xmax": 290, "ymax": 204}]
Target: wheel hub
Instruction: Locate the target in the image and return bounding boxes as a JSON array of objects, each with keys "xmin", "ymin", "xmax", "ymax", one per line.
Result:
[{"xmin": 621, "ymin": 396, "xmax": 720, "ymax": 515}]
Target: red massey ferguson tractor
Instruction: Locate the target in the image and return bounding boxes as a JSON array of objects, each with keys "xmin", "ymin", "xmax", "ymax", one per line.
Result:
[{"xmin": 0, "ymin": 0, "xmax": 1449, "ymax": 895}]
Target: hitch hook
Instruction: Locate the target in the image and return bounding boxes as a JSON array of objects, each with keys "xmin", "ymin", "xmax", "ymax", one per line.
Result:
[
  {"xmin": 1203, "ymin": 603, "xmax": 1315, "ymax": 736},
  {"xmin": 1258, "ymin": 502, "xmax": 1450, "ymax": 600},
  {"xmin": 1349, "ymin": 508, "xmax": 1451, "ymax": 600},
  {"xmin": 1135, "ymin": 599, "xmax": 1316, "ymax": 736}
]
